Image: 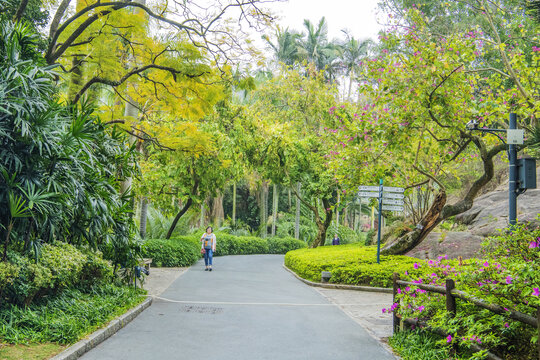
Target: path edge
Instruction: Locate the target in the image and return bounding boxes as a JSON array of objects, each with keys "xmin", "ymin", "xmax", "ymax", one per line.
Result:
[
  {"xmin": 50, "ymin": 296, "xmax": 153, "ymax": 360},
  {"xmin": 282, "ymin": 264, "xmax": 392, "ymax": 294}
]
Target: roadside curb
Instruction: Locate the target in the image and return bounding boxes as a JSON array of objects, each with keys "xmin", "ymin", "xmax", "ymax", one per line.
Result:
[
  {"xmin": 282, "ymin": 264, "xmax": 392, "ymax": 294},
  {"xmin": 50, "ymin": 296, "xmax": 153, "ymax": 360}
]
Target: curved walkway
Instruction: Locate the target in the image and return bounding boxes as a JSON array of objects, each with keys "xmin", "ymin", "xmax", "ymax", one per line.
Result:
[{"xmin": 81, "ymin": 255, "xmax": 396, "ymax": 360}]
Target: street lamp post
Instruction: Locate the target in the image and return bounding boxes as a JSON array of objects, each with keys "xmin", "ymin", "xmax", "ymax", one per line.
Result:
[
  {"xmin": 508, "ymin": 113, "xmax": 518, "ymax": 226},
  {"xmin": 466, "ymin": 113, "xmax": 536, "ymax": 227}
]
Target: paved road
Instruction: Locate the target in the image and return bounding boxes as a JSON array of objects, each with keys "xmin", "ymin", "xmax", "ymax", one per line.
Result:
[{"xmin": 81, "ymin": 255, "xmax": 396, "ymax": 360}]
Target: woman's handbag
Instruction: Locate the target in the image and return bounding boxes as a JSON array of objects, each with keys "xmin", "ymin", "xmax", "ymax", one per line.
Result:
[{"xmin": 200, "ymin": 248, "xmax": 206, "ymax": 254}]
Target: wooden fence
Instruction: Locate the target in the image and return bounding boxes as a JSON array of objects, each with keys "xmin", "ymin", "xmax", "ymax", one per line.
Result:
[{"xmin": 392, "ymin": 273, "xmax": 540, "ymax": 360}]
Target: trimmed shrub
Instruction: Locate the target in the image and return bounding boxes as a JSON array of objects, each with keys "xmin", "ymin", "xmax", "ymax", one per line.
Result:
[
  {"xmin": 213, "ymin": 234, "xmax": 269, "ymax": 255},
  {"xmin": 141, "ymin": 238, "xmax": 199, "ymax": 267},
  {"xmin": 5, "ymin": 243, "xmax": 114, "ymax": 306},
  {"xmin": 284, "ymin": 243, "xmax": 422, "ymax": 287},
  {"xmin": 212, "ymin": 233, "xmax": 307, "ymax": 256},
  {"xmin": 267, "ymin": 237, "xmax": 307, "ymax": 254},
  {"xmin": 142, "ymin": 234, "xmax": 307, "ymax": 266}
]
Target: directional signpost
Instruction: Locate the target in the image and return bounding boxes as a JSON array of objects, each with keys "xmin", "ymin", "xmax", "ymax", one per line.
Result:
[{"xmin": 358, "ymin": 180, "xmax": 405, "ymax": 264}]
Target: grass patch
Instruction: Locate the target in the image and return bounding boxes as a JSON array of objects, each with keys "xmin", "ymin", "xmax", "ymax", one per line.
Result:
[
  {"xmin": 389, "ymin": 329, "xmax": 472, "ymax": 360},
  {"xmin": 0, "ymin": 343, "xmax": 66, "ymax": 360},
  {"xmin": 284, "ymin": 243, "xmax": 422, "ymax": 287},
  {"xmin": 0, "ymin": 284, "xmax": 145, "ymax": 345}
]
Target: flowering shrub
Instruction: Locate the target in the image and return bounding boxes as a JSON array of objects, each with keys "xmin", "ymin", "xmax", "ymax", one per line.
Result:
[{"xmin": 387, "ymin": 223, "xmax": 540, "ymax": 359}]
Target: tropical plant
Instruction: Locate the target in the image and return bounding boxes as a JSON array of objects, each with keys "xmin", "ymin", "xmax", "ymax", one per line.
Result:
[{"xmin": 0, "ymin": 20, "xmax": 138, "ymax": 270}]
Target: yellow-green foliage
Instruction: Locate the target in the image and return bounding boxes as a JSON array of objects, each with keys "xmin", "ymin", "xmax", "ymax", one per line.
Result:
[
  {"xmin": 0, "ymin": 262, "xmax": 19, "ymax": 289},
  {"xmin": 284, "ymin": 244, "xmax": 422, "ymax": 288},
  {"xmin": 39, "ymin": 243, "xmax": 87, "ymax": 288}
]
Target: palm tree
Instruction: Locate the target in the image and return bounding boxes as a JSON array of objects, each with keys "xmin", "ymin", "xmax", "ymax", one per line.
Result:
[
  {"xmin": 262, "ymin": 26, "xmax": 303, "ymax": 67},
  {"xmin": 298, "ymin": 17, "xmax": 341, "ymax": 79},
  {"xmin": 338, "ymin": 31, "xmax": 373, "ymax": 101}
]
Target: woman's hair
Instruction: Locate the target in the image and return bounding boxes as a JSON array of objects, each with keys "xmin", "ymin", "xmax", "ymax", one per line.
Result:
[{"xmin": 206, "ymin": 226, "xmax": 213, "ymax": 232}]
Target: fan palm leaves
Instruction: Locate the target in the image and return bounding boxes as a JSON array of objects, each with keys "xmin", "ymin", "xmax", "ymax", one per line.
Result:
[
  {"xmin": 0, "ymin": 20, "xmax": 139, "ymax": 266},
  {"xmin": 298, "ymin": 17, "xmax": 341, "ymax": 79},
  {"xmin": 262, "ymin": 26, "xmax": 303, "ymax": 66},
  {"xmin": 338, "ymin": 31, "xmax": 373, "ymax": 100}
]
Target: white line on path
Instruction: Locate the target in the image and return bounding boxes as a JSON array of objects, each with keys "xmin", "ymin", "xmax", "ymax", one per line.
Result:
[{"xmin": 153, "ymin": 295, "xmax": 387, "ymax": 307}]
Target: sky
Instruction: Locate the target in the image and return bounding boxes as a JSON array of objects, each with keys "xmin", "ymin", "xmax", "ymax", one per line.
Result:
[{"xmin": 263, "ymin": 0, "xmax": 385, "ymax": 43}]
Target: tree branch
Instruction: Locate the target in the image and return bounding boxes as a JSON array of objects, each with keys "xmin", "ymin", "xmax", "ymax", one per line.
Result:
[{"xmin": 72, "ymin": 64, "xmax": 208, "ymax": 104}]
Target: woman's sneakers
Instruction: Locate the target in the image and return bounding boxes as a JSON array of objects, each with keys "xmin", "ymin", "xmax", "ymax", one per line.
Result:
[
  {"xmin": 205, "ymin": 268, "xmax": 209, "ymax": 271},
  {"xmin": 209, "ymin": 268, "xmax": 212, "ymax": 271}
]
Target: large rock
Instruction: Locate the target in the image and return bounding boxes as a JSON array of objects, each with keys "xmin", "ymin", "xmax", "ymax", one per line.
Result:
[
  {"xmin": 455, "ymin": 166, "xmax": 540, "ymax": 236},
  {"xmin": 406, "ymin": 231, "xmax": 484, "ymax": 259},
  {"xmin": 455, "ymin": 188, "xmax": 540, "ymax": 236}
]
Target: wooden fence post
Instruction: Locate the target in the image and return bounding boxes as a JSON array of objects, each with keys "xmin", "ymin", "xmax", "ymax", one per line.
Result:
[
  {"xmin": 445, "ymin": 278, "xmax": 456, "ymax": 317},
  {"xmin": 393, "ymin": 272, "xmax": 399, "ymax": 333}
]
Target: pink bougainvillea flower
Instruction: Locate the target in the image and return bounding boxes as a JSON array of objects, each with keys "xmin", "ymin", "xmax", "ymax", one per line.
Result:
[
  {"xmin": 414, "ymin": 263, "xmax": 420, "ymax": 269},
  {"xmin": 504, "ymin": 323, "xmax": 509, "ymax": 328},
  {"xmin": 533, "ymin": 288, "xmax": 540, "ymax": 296},
  {"xmin": 446, "ymin": 335, "xmax": 452, "ymax": 343},
  {"xmin": 505, "ymin": 276, "xmax": 513, "ymax": 284},
  {"xmin": 483, "ymin": 261, "xmax": 489, "ymax": 267},
  {"xmin": 417, "ymin": 305, "xmax": 425, "ymax": 312}
]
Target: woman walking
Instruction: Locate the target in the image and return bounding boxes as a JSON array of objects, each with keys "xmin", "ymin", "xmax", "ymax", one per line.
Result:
[{"xmin": 201, "ymin": 226, "xmax": 216, "ymax": 271}]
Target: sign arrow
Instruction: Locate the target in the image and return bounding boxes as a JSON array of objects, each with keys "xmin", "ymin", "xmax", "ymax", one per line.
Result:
[
  {"xmin": 358, "ymin": 185, "xmax": 380, "ymax": 191},
  {"xmin": 357, "ymin": 191, "xmax": 380, "ymax": 198},
  {"xmin": 382, "ymin": 193, "xmax": 405, "ymax": 199},
  {"xmin": 383, "ymin": 186, "xmax": 405, "ymax": 193},
  {"xmin": 382, "ymin": 199, "xmax": 404, "ymax": 206},
  {"xmin": 382, "ymin": 205, "xmax": 404, "ymax": 211}
]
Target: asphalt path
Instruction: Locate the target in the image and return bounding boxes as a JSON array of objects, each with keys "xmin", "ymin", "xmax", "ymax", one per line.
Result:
[{"xmin": 80, "ymin": 255, "xmax": 396, "ymax": 360}]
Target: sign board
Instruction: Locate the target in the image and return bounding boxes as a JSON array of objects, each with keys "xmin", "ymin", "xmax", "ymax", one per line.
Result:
[
  {"xmin": 382, "ymin": 193, "xmax": 405, "ymax": 199},
  {"xmin": 358, "ymin": 185, "xmax": 380, "ymax": 192},
  {"xmin": 358, "ymin": 191, "xmax": 380, "ymax": 198},
  {"xmin": 383, "ymin": 186, "xmax": 405, "ymax": 193},
  {"xmin": 382, "ymin": 205, "xmax": 404, "ymax": 211},
  {"xmin": 507, "ymin": 129, "xmax": 524, "ymax": 145},
  {"xmin": 382, "ymin": 198, "xmax": 404, "ymax": 206}
]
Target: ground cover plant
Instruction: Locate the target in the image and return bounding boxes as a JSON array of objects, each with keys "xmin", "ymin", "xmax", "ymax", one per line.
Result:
[
  {"xmin": 386, "ymin": 223, "xmax": 540, "ymax": 359},
  {"xmin": 284, "ymin": 243, "xmax": 422, "ymax": 287},
  {"xmin": 0, "ymin": 284, "xmax": 144, "ymax": 345}
]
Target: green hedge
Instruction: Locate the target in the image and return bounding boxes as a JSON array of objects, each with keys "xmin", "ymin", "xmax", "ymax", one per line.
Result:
[
  {"xmin": 141, "ymin": 238, "xmax": 200, "ymax": 267},
  {"xmin": 212, "ymin": 233, "xmax": 307, "ymax": 256},
  {"xmin": 142, "ymin": 234, "xmax": 307, "ymax": 267},
  {"xmin": 284, "ymin": 243, "xmax": 422, "ymax": 288}
]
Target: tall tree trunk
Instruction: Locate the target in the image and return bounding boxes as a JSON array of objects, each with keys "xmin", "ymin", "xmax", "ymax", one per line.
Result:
[
  {"xmin": 343, "ymin": 205, "xmax": 348, "ymax": 227},
  {"xmin": 166, "ymin": 180, "xmax": 199, "ymax": 239},
  {"xmin": 212, "ymin": 194, "xmax": 224, "ymax": 228},
  {"xmin": 311, "ymin": 198, "xmax": 333, "ymax": 248},
  {"xmin": 382, "ymin": 190, "xmax": 446, "ymax": 255},
  {"xmin": 232, "ymin": 182, "xmax": 237, "ymax": 226},
  {"xmin": 336, "ymin": 192, "xmax": 340, "ymax": 227},
  {"xmin": 200, "ymin": 200, "xmax": 206, "ymax": 228},
  {"xmin": 139, "ymin": 197, "xmax": 148, "ymax": 238},
  {"xmin": 288, "ymin": 188, "xmax": 292, "ymax": 211},
  {"xmin": 294, "ymin": 182, "xmax": 301, "ymax": 239},
  {"xmin": 260, "ymin": 183, "xmax": 268, "ymax": 238},
  {"xmin": 271, "ymin": 184, "xmax": 278, "ymax": 236}
]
